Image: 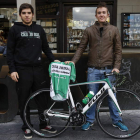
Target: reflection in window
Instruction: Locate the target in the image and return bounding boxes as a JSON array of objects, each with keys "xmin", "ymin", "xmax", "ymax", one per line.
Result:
[
  {"xmin": 73, "ymin": 7, "xmax": 96, "ymax": 27},
  {"xmin": 67, "ymin": 7, "xmax": 110, "ymax": 53}
]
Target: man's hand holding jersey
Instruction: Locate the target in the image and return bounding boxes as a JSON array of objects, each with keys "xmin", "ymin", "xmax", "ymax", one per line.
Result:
[
  {"xmin": 54, "ymin": 60, "xmax": 60, "ymax": 62},
  {"xmin": 65, "ymin": 61, "xmax": 75, "ymax": 65}
]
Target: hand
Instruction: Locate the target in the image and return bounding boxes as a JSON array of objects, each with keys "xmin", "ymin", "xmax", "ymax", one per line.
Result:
[
  {"xmin": 112, "ymin": 68, "xmax": 119, "ymax": 73},
  {"xmin": 64, "ymin": 61, "xmax": 75, "ymax": 65},
  {"xmin": 54, "ymin": 60, "xmax": 60, "ymax": 62},
  {"xmin": 11, "ymin": 72, "xmax": 19, "ymax": 82}
]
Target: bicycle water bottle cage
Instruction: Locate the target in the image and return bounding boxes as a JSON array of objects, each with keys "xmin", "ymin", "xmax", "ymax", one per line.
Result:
[{"xmin": 76, "ymin": 102, "xmax": 83, "ymax": 112}]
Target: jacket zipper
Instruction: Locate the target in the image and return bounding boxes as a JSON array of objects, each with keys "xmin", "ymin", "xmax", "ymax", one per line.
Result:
[
  {"xmin": 99, "ymin": 28, "xmax": 103, "ymax": 67},
  {"xmin": 109, "ymin": 31, "xmax": 111, "ymax": 41}
]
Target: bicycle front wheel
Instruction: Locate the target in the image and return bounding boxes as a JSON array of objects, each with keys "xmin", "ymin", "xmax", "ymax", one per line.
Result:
[
  {"xmin": 96, "ymin": 88, "xmax": 140, "ymax": 138},
  {"xmin": 24, "ymin": 88, "xmax": 71, "ymax": 138}
]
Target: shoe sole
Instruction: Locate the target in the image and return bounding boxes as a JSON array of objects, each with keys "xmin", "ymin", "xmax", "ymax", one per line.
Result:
[
  {"xmin": 112, "ymin": 124, "xmax": 128, "ymax": 132},
  {"xmin": 24, "ymin": 135, "xmax": 32, "ymax": 139},
  {"xmin": 81, "ymin": 123, "xmax": 94, "ymax": 131},
  {"xmin": 41, "ymin": 129, "xmax": 57, "ymax": 133}
]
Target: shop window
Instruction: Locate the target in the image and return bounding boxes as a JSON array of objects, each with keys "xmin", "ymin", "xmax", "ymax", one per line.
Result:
[
  {"xmin": 66, "ymin": 7, "xmax": 110, "ymax": 53},
  {"xmin": 122, "ymin": 13, "xmax": 140, "ymax": 48},
  {"xmin": 0, "ymin": 8, "xmax": 17, "ymax": 54},
  {"xmin": 0, "ymin": 8, "xmax": 17, "ymax": 113},
  {"xmin": 36, "ymin": 18, "xmax": 58, "ymax": 53}
]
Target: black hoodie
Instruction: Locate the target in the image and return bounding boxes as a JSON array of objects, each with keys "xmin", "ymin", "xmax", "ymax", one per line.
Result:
[{"xmin": 7, "ymin": 22, "xmax": 55, "ymax": 73}]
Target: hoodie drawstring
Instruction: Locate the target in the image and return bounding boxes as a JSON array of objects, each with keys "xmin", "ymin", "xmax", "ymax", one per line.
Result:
[{"xmin": 26, "ymin": 26, "xmax": 29, "ymax": 38}]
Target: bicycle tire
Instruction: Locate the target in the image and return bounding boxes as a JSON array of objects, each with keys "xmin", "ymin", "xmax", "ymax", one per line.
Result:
[
  {"xmin": 96, "ymin": 88, "xmax": 140, "ymax": 139},
  {"xmin": 24, "ymin": 88, "xmax": 71, "ymax": 138}
]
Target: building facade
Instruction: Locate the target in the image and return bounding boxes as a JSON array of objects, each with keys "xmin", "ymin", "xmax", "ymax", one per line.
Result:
[{"xmin": 0, "ymin": 0, "xmax": 140, "ymax": 122}]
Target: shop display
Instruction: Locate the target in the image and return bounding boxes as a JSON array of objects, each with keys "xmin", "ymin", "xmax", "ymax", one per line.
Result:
[
  {"xmin": 0, "ymin": 8, "xmax": 17, "ymax": 42},
  {"xmin": 54, "ymin": 37, "xmax": 57, "ymax": 42},
  {"xmin": 41, "ymin": 21, "xmax": 45, "ymax": 26},
  {"xmin": 52, "ymin": 20, "xmax": 56, "ymax": 26},
  {"xmin": 36, "ymin": 20, "xmax": 41, "ymax": 25},
  {"xmin": 51, "ymin": 37, "xmax": 55, "ymax": 42},
  {"xmin": 67, "ymin": 19, "xmax": 73, "ymax": 27},
  {"xmin": 67, "ymin": 19, "xmax": 90, "ymax": 52},
  {"xmin": 66, "ymin": 7, "xmax": 98, "ymax": 53},
  {"xmin": 67, "ymin": 25, "xmax": 85, "ymax": 52},
  {"xmin": 50, "ymin": 28, "xmax": 55, "ymax": 33},
  {"xmin": 122, "ymin": 13, "xmax": 140, "ymax": 48},
  {"xmin": 46, "ymin": 20, "xmax": 52, "ymax": 26},
  {"xmin": 39, "ymin": 19, "xmax": 57, "ymax": 53},
  {"xmin": 45, "ymin": 28, "xmax": 50, "ymax": 33}
]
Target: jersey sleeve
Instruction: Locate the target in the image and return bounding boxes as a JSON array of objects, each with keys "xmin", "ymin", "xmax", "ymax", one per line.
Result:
[
  {"xmin": 69, "ymin": 63, "xmax": 76, "ymax": 82},
  {"xmin": 48, "ymin": 62, "xmax": 52, "ymax": 77}
]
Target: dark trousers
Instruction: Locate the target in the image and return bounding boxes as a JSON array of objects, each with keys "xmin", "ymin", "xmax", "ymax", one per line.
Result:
[{"xmin": 16, "ymin": 66, "xmax": 49, "ymax": 131}]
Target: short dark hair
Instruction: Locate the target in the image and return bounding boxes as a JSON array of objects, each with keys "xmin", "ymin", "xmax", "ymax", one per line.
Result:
[
  {"xmin": 19, "ymin": 3, "xmax": 34, "ymax": 15},
  {"xmin": 95, "ymin": 2, "xmax": 109, "ymax": 15}
]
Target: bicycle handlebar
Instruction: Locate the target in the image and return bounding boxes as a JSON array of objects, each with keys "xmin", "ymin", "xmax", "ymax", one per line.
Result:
[
  {"xmin": 104, "ymin": 70, "xmax": 130, "ymax": 87},
  {"xmin": 104, "ymin": 72, "xmax": 118, "ymax": 77},
  {"xmin": 104, "ymin": 69, "xmax": 130, "ymax": 77}
]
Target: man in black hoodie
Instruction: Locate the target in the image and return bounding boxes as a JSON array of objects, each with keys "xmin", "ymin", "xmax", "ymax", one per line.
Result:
[{"xmin": 7, "ymin": 3, "xmax": 59, "ymax": 139}]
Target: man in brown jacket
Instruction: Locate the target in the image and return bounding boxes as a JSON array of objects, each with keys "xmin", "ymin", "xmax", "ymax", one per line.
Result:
[{"xmin": 66, "ymin": 2, "xmax": 128, "ymax": 131}]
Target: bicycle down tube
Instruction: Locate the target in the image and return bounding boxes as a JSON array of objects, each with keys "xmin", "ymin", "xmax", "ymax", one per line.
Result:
[{"xmin": 70, "ymin": 79, "xmax": 122, "ymax": 115}]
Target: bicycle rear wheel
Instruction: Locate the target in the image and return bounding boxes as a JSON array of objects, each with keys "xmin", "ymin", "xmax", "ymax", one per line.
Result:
[
  {"xmin": 24, "ymin": 88, "xmax": 71, "ymax": 138},
  {"xmin": 96, "ymin": 88, "xmax": 140, "ymax": 138}
]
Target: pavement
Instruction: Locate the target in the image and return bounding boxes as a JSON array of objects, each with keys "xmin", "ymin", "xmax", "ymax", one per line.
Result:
[{"xmin": 0, "ymin": 115, "xmax": 140, "ymax": 140}]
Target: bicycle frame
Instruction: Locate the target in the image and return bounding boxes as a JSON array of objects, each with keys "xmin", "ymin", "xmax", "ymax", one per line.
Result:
[{"xmin": 46, "ymin": 78, "xmax": 122, "ymax": 119}]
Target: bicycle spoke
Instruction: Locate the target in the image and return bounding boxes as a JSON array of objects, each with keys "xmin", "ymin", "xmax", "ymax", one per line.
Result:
[
  {"xmin": 96, "ymin": 89, "xmax": 140, "ymax": 138},
  {"xmin": 24, "ymin": 89, "xmax": 71, "ymax": 138}
]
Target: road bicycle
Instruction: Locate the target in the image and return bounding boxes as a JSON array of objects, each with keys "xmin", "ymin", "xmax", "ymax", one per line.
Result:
[{"xmin": 24, "ymin": 72, "xmax": 140, "ymax": 138}]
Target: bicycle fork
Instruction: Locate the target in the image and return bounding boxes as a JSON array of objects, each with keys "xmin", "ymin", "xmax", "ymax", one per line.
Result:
[{"xmin": 108, "ymin": 88, "xmax": 122, "ymax": 116}]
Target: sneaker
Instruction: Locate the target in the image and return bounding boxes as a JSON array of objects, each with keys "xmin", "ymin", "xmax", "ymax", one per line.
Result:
[
  {"xmin": 81, "ymin": 122, "xmax": 94, "ymax": 131},
  {"xmin": 113, "ymin": 121, "xmax": 128, "ymax": 131},
  {"xmin": 24, "ymin": 129, "xmax": 32, "ymax": 139},
  {"xmin": 41, "ymin": 126, "xmax": 57, "ymax": 133}
]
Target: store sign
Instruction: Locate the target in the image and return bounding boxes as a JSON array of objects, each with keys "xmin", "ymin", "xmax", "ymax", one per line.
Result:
[{"xmin": 36, "ymin": 3, "xmax": 59, "ymax": 15}]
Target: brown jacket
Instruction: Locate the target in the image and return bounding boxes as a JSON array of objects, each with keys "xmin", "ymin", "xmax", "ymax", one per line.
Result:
[{"xmin": 72, "ymin": 21, "xmax": 122, "ymax": 69}]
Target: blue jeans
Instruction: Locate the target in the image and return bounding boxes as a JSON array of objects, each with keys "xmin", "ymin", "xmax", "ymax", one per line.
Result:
[{"xmin": 86, "ymin": 67, "xmax": 122, "ymax": 124}]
